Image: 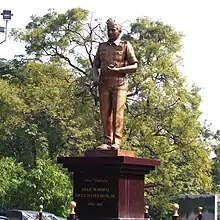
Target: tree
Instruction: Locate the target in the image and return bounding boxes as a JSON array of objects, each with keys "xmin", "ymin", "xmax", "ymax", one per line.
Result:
[
  {"xmin": 0, "ymin": 60, "xmax": 103, "ymax": 163},
  {"xmin": 0, "ymin": 78, "xmax": 27, "ymax": 144},
  {"xmin": 0, "ymin": 157, "xmax": 26, "ymax": 208},
  {"xmin": 11, "ymin": 8, "xmax": 106, "ymax": 105},
  {"xmin": 0, "ymin": 158, "xmax": 72, "ymax": 217},
  {"xmin": 9, "ymin": 8, "xmax": 213, "ymax": 218},
  {"xmin": 122, "ymin": 17, "xmax": 212, "ymax": 217},
  {"xmin": 210, "ymin": 130, "xmax": 220, "ymax": 191}
]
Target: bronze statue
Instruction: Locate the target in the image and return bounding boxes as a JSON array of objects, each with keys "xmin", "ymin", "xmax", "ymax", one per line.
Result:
[{"xmin": 92, "ymin": 18, "xmax": 138, "ymax": 150}]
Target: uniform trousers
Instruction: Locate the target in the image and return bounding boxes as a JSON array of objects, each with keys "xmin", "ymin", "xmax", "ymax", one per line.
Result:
[{"xmin": 99, "ymin": 76, "xmax": 128, "ymax": 146}]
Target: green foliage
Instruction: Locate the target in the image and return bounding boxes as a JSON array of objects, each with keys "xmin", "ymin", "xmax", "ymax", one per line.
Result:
[
  {"xmin": 0, "ymin": 157, "xmax": 26, "ymax": 206},
  {"xmin": 12, "ymin": 8, "xmax": 89, "ymax": 57},
  {"xmin": 211, "ymin": 130, "xmax": 220, "ymax": 192},
  {"xmin": 0, "ymin": 60, "xmax": 102, "ymax": 163},
  {"xmin": 0, "ymin": 58, "xmax": 23, "ymax": 79},
  {"xmin": 0, "ymin": 158, "xmax": 72, "ymax": 216},
  {"xmin": 0, "ymin": 78, "xmax": 27, "ymax": 142},
  {"xmin": 6, "ymin": 159, "xmax": 72, "ymax": 216},
  {"xmin": 11, "ymin": 7, "xmax": 106, "ymax": 107}
]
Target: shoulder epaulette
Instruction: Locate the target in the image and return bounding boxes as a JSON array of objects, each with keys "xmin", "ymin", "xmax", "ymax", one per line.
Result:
[
  {"xmin": 120, "ymin": 40, "xmax": 128, "ymax": 44},
  {"xmin": 99, "ymin": 42, "xmax": 108, "ymax": 45}
]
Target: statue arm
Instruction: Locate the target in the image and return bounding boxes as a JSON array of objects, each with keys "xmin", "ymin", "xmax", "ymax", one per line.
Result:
[
  {"xmin": 108, "ymin": 41, "xmax": 138, "ymax": 74},
  {"xmin": 92, "ymin": 45, "xmax": 101, "ymax": 83},
  {"xmin": 115, "ymin": 63, "xmax": 137, "ymax": 74},
  {"xmin": 92, "ymin": 64, "xmax": 100, "ymax": 83}
]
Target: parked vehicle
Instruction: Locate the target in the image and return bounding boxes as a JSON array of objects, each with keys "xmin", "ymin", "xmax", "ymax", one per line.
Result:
[
  {"xmin": 5, "ymin": 210, "xmax": 65, "ymax": 220},
  {"xmin": 0, "ymin": 216, "xmax": 9, "ymax": 220}
]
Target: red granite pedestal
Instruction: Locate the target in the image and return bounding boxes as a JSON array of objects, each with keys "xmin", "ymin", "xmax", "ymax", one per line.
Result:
[{"xmin": 58, "ymin": 150, "xmax": 160, "ymax": 220}]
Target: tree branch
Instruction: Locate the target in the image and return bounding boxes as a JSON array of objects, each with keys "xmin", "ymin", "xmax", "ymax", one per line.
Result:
[{"xmin": 54, "ymin": 47, "xmax": 87, "ymax": 75}]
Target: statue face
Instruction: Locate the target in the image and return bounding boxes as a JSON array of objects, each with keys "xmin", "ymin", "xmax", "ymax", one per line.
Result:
[{"xmin": 107, "ymin": 24, "xmax": 121, "ymax": 42}]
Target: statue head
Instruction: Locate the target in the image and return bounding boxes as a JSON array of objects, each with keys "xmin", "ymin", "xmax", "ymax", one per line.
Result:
[{"xmin": 106, "ymin": 18, "xmax": 122, "ymax": 42}]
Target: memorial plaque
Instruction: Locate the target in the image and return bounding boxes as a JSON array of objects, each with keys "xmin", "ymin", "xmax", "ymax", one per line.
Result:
[{"xmin": 74, "ymin": 172, "xmax": 118, "ymax": 218}]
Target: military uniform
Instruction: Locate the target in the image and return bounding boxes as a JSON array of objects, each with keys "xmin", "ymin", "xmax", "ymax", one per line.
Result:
[{"xmin": 94, "ymin": 39, "xmax": 138, "ymax": 147}]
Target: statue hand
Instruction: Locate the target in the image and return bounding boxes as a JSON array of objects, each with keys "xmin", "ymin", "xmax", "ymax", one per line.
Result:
[{"xmin": 107, "ymin": 65, "xmax": 120, "ymax": 73}]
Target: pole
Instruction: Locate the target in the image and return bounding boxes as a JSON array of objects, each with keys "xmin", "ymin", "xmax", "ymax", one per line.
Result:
[{"xmin": 0, "ymin": 20, "xmax": 8, "ymax": 44}]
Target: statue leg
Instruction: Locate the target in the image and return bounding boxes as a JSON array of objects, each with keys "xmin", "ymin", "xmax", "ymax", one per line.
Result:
[
  {"xmin": 99, "ymin": 84, "xmax": 113, "ymax": 147},
  {"xmin": 112, "ymin": 83, "xmax": 128, "ymax": 149}
]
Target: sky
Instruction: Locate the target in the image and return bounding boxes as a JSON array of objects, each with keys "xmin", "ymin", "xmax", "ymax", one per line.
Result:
[{"xmin": 0, "ymin": 0, "xmax": 220, "ymax": 131}]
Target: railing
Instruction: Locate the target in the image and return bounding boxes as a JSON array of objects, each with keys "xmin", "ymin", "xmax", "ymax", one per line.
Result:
[
  {"xmin": 67, "ymin": 201, "xmax": 77, "ymax": 220},
  {"xmin": 194, "ymin": 207, "xmax": 205, "ymax": 220},
  {"xmin": 170, "ymin": 203, "xmax": 206, "ymax": 220},
  {"xmin": 144, "ymin": 205, "xmax": 152, "ymax": 220},
  {"xmin": 37, "ymin": 201, "xmax": 205, "ymax": 220},
  {"xmin": 172, "ymin": 203, "xmax": 180, "ymax": 220},
  {"xmin": 39, "ymin": 205, "xmax": 43, "ymax": 220}
]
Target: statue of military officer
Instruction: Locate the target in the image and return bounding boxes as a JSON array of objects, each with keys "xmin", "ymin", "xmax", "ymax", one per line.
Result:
[{"xmin": 92, "ymin": 18, "xmax": 138, "ymax": 150}]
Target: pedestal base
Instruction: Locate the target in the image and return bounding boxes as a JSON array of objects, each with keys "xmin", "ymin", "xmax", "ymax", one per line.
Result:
[
  {"xmin": 85, "ymin": 149, "xmax": 136, "ymax": 157},
  {"xmin": 58, "ymin": 150, "xmax": 160, "ymax": 220},
  {"xmin": 81, "ymin": 218, "xmax": 145, "ymax": 220}
]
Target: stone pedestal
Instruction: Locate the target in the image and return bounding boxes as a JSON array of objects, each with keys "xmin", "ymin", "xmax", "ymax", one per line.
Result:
[{"xmin": 58, "ymin": 150, "xmax": 160, "ymax": 220}]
